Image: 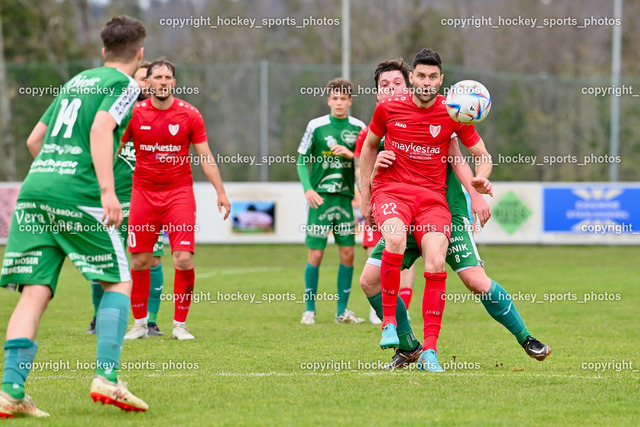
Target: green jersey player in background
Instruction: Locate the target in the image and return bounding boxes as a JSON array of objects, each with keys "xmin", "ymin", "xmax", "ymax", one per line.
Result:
[
  {"xmin": 87, "ymin": 62, "xmax": 166, "ymax": 337},
  {"xmin": 297, "ymin": 78, "xmax": 366, "ymax": 324},
  {"xmin": 0, "ymin": 16, "xmax": 148, "ymax": 417}
]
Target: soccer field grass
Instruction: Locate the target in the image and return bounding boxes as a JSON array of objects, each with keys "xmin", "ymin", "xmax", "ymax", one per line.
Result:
[{"xmin": 0, "ymin": 244, "xmax": 638, "ymax": 425}]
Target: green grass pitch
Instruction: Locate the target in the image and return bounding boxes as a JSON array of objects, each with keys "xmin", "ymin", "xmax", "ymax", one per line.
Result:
[{"xmin": 0, "ymin": 244, "xmax": 638, "ymax": 425}]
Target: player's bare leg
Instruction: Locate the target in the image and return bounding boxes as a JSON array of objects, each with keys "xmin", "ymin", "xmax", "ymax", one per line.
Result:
[
  {"xmin": 335, "ymin": 245, "xmax": 362, "ymax": 323},
  {"xmin": 125, "ymin": 252, "xmax": 154, "ymax": 339},
  {"xmin": 301, "ymin": 249, "xmax": 324, "ymax": 324},
  {"xmin": 457, "ymin": 266, "xmax": 551, "ymax": 360},
  {"xmin": 363, "ymin": 246, "xmax": 382, "ymax": 324},
  {"xmin": 379, "ymin": 217, "xmax": 406, "ymax": 348},
  {"xmin": 172, "ymin": 250, "xmax": 195, "ymax": 340},
  {"xmin": 417, "ymin": 232, "xmax": 448, "ymax": 372}
]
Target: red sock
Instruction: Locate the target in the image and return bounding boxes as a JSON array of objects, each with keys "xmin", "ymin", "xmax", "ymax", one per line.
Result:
[
  {"xmin": 381, "ymin": 249, "xmax": 404, "ymax": 326},
  {"xmin": 174, "ymin": 268, "xmax": 195, "ymax": 322},
  {"xmin": 131, "ymin": 268, "xmax": 150, "ymax": 320},
  {"xmin": 422, "ymin": 272, "xmax": 447, "ymax": 352},
  {"xmin": 398, "ymin": 287, "xmax": 413, "ymax": 309}
]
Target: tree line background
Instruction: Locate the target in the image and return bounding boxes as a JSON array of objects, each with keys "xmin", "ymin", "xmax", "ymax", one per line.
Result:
[{"xmin": 1, "ymin": 0, "xmax": 639, "ymax": 182}]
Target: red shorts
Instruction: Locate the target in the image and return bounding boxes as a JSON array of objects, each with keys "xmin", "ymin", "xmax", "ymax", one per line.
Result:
[
  {"xmin": 362, "ymin": 224, "xmax": 382, "ymax": 248},
  {"xmin": 128, "ymin": 185, "xmax": 197, "ymax": 253},
  {"xmin": 371, "ymin": 182, "xmax": 451, "ymax": 245}
]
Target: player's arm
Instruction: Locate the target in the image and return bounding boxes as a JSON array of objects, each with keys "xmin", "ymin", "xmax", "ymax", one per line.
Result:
[
  {"xmin": 26, "ymin": 122, "xmax": 48, "ymax": 158},
  {"xmin": 296, "ymin": 123, "xmax": 324, "ymax": 209},
  {"xmin": 448, "ymin": 138, "xmax": 491, "ymax": 227},
  {"xmin": 193, "ymin": 142, "xmax": 230, "ymax": 220},
  {"xmin": 359, "ymin": 129, "xmax": 382, "ymax": 226},
  {"xmin": 466, "ymin": 137, "xmax": 493, "ymax": 194},
  {"xmin": 91, "ymin": 111, "xmax": 122, "ymax": 227}
]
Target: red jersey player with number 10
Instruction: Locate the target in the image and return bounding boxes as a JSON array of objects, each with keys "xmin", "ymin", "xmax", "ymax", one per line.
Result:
[
  {"xmin": 123, "ymin": 59, "xmax": 230, "ymax": 341},
  {"xmin": 359, "ymin": 48, "xmax": 492, "ymax": 364}
]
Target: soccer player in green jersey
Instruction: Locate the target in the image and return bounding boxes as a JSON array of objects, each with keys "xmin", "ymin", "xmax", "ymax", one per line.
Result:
[
  {"xmin": 87, "ymin": 62, "xmax": 166, "ymax": 336},
  {"xmin": 0, "ymin": 16, "xmax": 148, "ymax": 417},
  {"xmin": 359, "ymin": 59, "xmax": 550, "ymax": 371},
  {"xmin": 297, "ymin": 78, "xmax": 366, "ymax": 324}
]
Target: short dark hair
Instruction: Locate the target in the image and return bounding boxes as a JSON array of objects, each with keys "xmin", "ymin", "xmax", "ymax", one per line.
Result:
[
  {"xmin": 327, "ymin": 78, "xmax": 353, "ymax": 98},
  {"xmin": 412, "ymin": 48, "xmax": 442, "ymax": 72},
  {"xmin": 100, "ymin": 15, "xmax": 146, "ymax": 62},
  {"xmin": 147, "ymin": 59, "xmax": 176, "ymax": 79},
  {"xmin": 373, "ymin": 58, "xmax": 411, "ymax": 88}
]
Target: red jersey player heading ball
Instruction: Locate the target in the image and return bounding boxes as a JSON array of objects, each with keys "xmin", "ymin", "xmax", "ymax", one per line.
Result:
[
  {"xmin": 123, "ymin": 59, "xmax": 230, "ymax": 341},
  {"xmin": 359, "ymin": 48, "xmax": 492, "ymax": 355}
]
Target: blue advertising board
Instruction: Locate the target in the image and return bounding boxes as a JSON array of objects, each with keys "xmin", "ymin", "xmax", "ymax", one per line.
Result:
[{"xmin": 544, "ymin": 186, "xmax": 640, "ymax": 234}]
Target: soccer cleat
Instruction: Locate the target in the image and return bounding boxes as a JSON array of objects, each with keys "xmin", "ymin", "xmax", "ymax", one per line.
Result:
[
  {"xmin": 0, "ymin": 391, "xmax": 50, "ymax": 418},
  {"xmin": 124, "ymin": 323, "xmax": 148, "ymax": 340},
  {"xmin": 86, "ymin": 317, "xmax": 96, "ymax": 334},
  {"xmin": 335, "ymin": 309, "xmax": 364, "ymax": 324},
  {"xmin": 369, "ymin": 307, "xmax": 382, "ymax": 325},
  {"xmin": 90, "ymin": 375, "xmax": 148, "ymax": 412},
  {"xmin": 522, "ymin": 336, "xmax": 551, "ymax": 361},
  {"xmin": 172, "ymin": 324, "xmax": 195, "ymax": 340},
  {"xmin": 385, "ymin": 343, "xmax": 423, "ymax": 369},
  {"xmin": 147, "ymin": 322, "xmax": 164, "ymax": 336},
  {"xmin": 417, "ymin": 349, "xmax": 444, "ymax": 372},
  {"xmin": 300, "ymin": 310, "xmax": 315, "ymax": 325},
  {"xmin": 380, "ymin": 324, "xmax": 399, "ymax": 349}
]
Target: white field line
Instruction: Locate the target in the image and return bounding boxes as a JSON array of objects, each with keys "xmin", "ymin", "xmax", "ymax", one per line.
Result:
[{"xmin": 196, "ymin": 266, "xmax": 285, "ymax": 279}]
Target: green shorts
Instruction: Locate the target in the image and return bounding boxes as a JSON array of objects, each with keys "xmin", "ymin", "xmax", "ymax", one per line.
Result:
[
  {"xmin": 0, "ymin": 200, "xmax": 131, "ymax": 296},
  {"xmin": 120, "ymin": 200, "xmax": 164, "ymax": 257},
  {"xmin": 367, "ymin": 214, "xmax": 483, "ymax": 272},
  {"xmin": 305, "ymin": 193, "xmax": 355, "ymax": 249}
]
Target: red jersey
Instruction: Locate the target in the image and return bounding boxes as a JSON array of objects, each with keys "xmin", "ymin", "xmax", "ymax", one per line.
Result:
[
  {"xmin": 368, "ymin": 94, "xmax": 480, "ymax": 194},
  {"xmin": 123, "ymin": 97, "xmax": 208, "ymax": 191},
  {"xmin": 354, "ymin": 126, "xmax": 368, "ymax": 158}
]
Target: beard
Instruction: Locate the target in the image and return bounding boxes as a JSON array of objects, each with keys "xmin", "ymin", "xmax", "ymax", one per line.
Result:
[{"xmin": 415, "ymin": 86, "xmax": 439, "ymax": 103}]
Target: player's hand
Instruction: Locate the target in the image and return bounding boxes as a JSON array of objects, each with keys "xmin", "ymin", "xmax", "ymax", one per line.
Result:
[
  {"xmin": 217, "ymin": 193, "xmax": 231, "ymax": 220},
  {"xmin": 374, "ymin": 151, "xmax": 395, "ymax": 170},
  {"xmin": 330, "ymin": 145, "xmax": 354, "ymax": 159},
  {"xmin": 361, "ymin": 193, "xmax": 374, "ymax": 227},
  {"xmin": 100, "ymin": 191, "xmax": 123, "ymax": 228},
  {"xmin": 470, "ymin": 193, "xmax": 491, "ymax": 228},
  {"xmin": 471, "ymin": 177, "xmax": 493, "ymax": 197},
  {"xmin": 305, "ymin": 189, "xmax": 324, "ymax": 209}
]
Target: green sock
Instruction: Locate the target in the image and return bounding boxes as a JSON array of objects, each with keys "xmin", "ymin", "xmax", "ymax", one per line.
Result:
[
  {"xmin": 481, "ymin": 280, "xmax": 530, "ymax": 345},
  {"xmin": 2, "ymin": 338, "xmax": 38, "ymax": 399},
  {"xmin": 366, "ymin": 292, "xmax": 417, "ymax": 351},
  {"xmin": 96, "ymin": 291, "xmax": 129, "ymax": 383},
  {"xmin": 304, "ymin": 263, "xmax": 319, "ymax": 312},
  {"xmin": 91, "ymin": 280, "xmax": 104, "ymax": 317},
  {"xmin": 148, "ymin": 264, "xmax": 164, "ymax": 322},
  {"xmin": 336, "ymin": 264, "xmax": 354, "ymax": 316}
]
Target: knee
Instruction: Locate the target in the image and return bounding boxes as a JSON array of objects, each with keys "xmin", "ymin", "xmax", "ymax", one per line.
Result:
[
  {"xmin": 308, "ymin": 250, "xmax": 323, "ymax": 266},
  {"xmin": 151, "ymin": 256, "xmax": 162, "ymax": 267},
  {"xmin": 340, "ymin": 247, "xmax": 354, "ymax": 265},
  {"xmin": 425, "ymin": 254, "xmax": 446, "ymax": 273},
  {"xmin": 383, "ymin": 233, "xmax": 406, "ymax": 253},
  {"xmin": 460, "ymin": 270, "xmax": 491, "ymax": 295},
  {"xmin": 359, "ymin": 268, "xmax": 380, "ymax": 297},
  {"xmin": 131, "ymin": 255, "xmax": 152, "ymax": 271},
  {"xmin": 172, "ymin": 252, "xmax": 193, "ymax": 270}
]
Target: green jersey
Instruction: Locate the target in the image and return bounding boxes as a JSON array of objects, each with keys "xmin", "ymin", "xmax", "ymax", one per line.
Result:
[
  {"xmin": 446, "ymin": 164, "xmax": 469, "ymax": 218},
  {"xmin": 297, "ymin": 114, "xmax": 365, "ymax": 197},
  {"xmin": 19, "ymin": 66, "xmax": 139, "ymax": 207}
]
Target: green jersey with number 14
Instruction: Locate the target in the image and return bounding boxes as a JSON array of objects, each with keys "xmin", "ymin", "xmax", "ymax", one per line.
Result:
[{"xmin": 19, "ymin": 66, "xmax": 139, "ymax": 207}]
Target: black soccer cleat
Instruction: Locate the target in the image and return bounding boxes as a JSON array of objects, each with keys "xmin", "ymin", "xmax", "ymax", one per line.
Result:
[
  {"xmin": 86, "ymin": 317, "xmax": 96, "ymax": 334},
  {"xmin": 147, "ymin": 322, "xmax": 165, "ymax": 336},
  {"xmin": 522, "ymin": 336, "xmax": 551, "ymax": 361},
  {"xmin": 385, "ymin": 343, "xmax": 423, "ymax": 369}
]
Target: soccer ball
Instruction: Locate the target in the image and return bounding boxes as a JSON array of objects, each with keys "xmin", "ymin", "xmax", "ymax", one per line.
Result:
[{"xmin": 445, "ymin": 80, "xmax": 491, "ymax": 124}]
